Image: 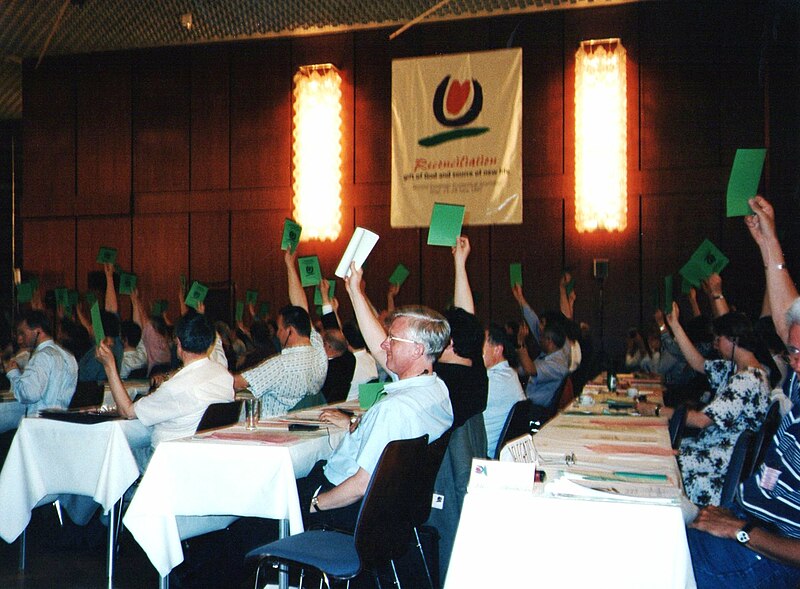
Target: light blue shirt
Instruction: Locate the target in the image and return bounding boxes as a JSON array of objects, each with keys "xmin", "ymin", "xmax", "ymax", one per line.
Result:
[
  {"xmin": 324, "ymin": 372, "xmax": 453, "ymax": 485},
  {"xmin": 483, "ymin": 361, "xmax": 525, "ymax": 457},
  {"xmin": 8, "ymin": 339, "xmax": 78, "ymax": 416},
  {"xmin": 521, "ymin": 304, "xmax": 570, "ymax": 406}
]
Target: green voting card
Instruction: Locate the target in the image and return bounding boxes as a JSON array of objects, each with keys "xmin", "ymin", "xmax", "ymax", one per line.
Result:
[
  {"xmin": 427, "ymin": 203, "xmax": 465, "ymax": 247},
  {"xmin": 16, "ymin": 282, "xmax": 33, "ymax": 303},
  {"xmin": 298, "ymin": 256, "xmax": 322, "ymax": 287},
  {"xmin": 358, "ymin": 382, "xmax": 387, "ymax": 410},
  {"xmin": 90, "ymin": 301, "xmax": 105, "ymax": 345},
  {"xmin": 84, "ymin": 292, "xmax": 98, "ymax": 306},
  {"xmin": 565, "ymin": 278, "xmax": 575, "ymax": 297},
  {"xmin": 664, "ymin": 275, "xmax": 674, "ymax": 312},
  {"xmin": 151, "ymin": 299, "xmax": 168, "ymax": 316},
  {"xmin": 314, "ymin": 281, "xmax": 336, "ymax": 306},
  {"xmin": 258, "ymin": 302, "xmax": 271, "ymax": 319},
  {"xmin": 726, "ymin": 148, "xmax": 766, "ymax": 217},
  {"xmin": 54, "ymin": 287, "xmax": 69, "ymax": 308},
  {"xmin": 184, "ymin": 281, "xmax": 209, "ymax": 310},
  {"xmin": 119, "ymin": 272, "xmax": 137, "ymax": 295},
  {"xmin": 509, "ymin": 263, "xmax": 523, "ymax": 288},
  {"xmin": 67, "ymin": 290, "xmax": 79, "ymax": 307},
  {"xmin": 681, "ymin": 276, "xmax": 693, "ymax": 295},
  {"xmin": 680, "ymin": 239, "xmax": 729, "ymax": 287},
  {"xmin": 96, "ymin": 246, "xmax": 118, "ymax": 265},
  {"xmin": 235, "ymin": 301, "xmax": 245, "ymax": 322},
  {"xmin": 652, "ymin": 285, "xmax": 660, "ymax": 311},
  {"xmin": 388, "ymin": 263, "xmax": 410, "ymax": 286},
  {"xmin": 246, "ymin": 290, "xmax": 258, "ymax": 306},
  {"xmin": 281, "ymin": 218, "xmax": 302, "ymax": 252}
]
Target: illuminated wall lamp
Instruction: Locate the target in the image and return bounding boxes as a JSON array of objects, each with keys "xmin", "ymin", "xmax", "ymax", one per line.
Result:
[
  {"xmin": 292, "ymin": 64, "xmax": 343, "ymax": 242},
  {"xmin": 574, "ymin": 38, "xmax": 627, "ymax": 233}
]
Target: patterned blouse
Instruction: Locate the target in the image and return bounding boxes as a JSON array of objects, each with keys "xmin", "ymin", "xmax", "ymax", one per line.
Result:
[{"xmin": 679, "ymin": 359, "xmax": 770, "ymax": 506}]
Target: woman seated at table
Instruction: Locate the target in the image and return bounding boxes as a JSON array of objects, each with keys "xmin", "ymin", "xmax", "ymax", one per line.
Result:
[{"xmin": 637, "ymin": 303, "xmax": 773, "ymax": 506}]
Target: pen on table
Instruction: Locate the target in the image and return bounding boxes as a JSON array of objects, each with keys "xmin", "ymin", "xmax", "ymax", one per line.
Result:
[{"xmin": 612, "ymin": 471, "xmax": 668, "ymax": 481}]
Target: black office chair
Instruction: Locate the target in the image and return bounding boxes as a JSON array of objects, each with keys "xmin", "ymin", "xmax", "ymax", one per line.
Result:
[
  {"xmin": 668, "ymin": 405, "xmax": 688, "ymax": 450},
  {"xmin": 289, "ymin": 391, "xmax": 327, "ymax": 411},
  {"xmin": 749, "ymin": 401, "xmax": 782, "ymax": 477},
  {"xmin": 719, "ymin": 429, "xmax": 757, "ymax": 506},
  {"xmin": 195, "ymin": 400, "xmax": 243, "ymax": 432},
  {"xmin": 529, "ymin": 375, "xmax": 571, "ymax": 435},
  {"xmin": 495, "ymin": 399, "xmax": 535, "ymax": 459},
  {"xmin": 247, "ymin": 435, "xmax": 429, "ymax": 589},
  {"xmin": 68, "ymin": 381, "xmax": 105, "ymax": 409},
  {"xmin": 410, "ymin": 429, "xmax": 453, "ymax": 589}
]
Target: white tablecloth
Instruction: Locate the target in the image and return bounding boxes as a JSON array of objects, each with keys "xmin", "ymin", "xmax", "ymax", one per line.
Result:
[
  {"xmin": 0, "ymin": 417, "xmax": 148, "ymax": 542},
  {"xmin": 0, "ymin": 393, "xmax": 25, "ymax": 434},
  {"xmin": 124, "ymin": 424, "xmax": 345, "ymax": 577},
  {"xmin": 445, "ymin": 412, "xmax": 696, "ymax": 589}
]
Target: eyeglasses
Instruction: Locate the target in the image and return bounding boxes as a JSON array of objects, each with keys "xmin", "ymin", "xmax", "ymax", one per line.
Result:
[
  {"xmin": 386, "ymin": 333, "xmax": 419, "ymax": 346},
  {"xmin": 783, "ymin": 346, "xmax": 800, "ymax": 362}
]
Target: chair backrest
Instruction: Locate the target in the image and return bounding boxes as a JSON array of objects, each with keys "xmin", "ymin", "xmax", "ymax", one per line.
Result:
[
  {"xmin": 411, "ymin": 429, "xmax": 453, "ymax": 527},
  {"xmin": 289, "ymin": 391, "xmax": 327, "ymax": 412},
  {"xmin": 558, "ymin": 377, "xmax": 575, "ymax": 410},
  {"xmin": 195, "ymin": 400, "xmax": 244, "ymax": 433},
  {"xmin": 719, "ymin": 429, "xmax": 757, "ymax": 506},
  {"xmin": 750, "ymin": 401, "xmax": 782, "ymax": 477},
  {"xmin": 495, "ymin": 399, "xmax": 535, "ymax": 459},
  {"xmin": 354, "ymin": 435, "xmax": 429, "ymax": 569},
  {"xmin": 69, "ymin": 381, "xmax": 105, "ymax": 409},
  {"xmin": 668, "ymin": 405, "xmax": 688, "ymax": 450}
]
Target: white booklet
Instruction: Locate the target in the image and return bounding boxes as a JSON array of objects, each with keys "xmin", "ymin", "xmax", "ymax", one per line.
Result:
[{"xmin": 335, "ymin": 227, "xmax": 380, "ymax": 278}]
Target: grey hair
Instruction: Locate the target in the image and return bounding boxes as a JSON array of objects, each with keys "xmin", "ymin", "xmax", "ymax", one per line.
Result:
[
  {"xmin": 390, "ymin": 305, "xmax": 451, "ymax": 362},
  {"xmin": 786, "ymin": 297, "xmax": 800, "ymax": 329}
]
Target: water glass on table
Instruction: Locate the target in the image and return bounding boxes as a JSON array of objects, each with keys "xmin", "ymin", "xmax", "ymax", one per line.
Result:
[{"xmin": 245, "ymin": 398, "xmax": 261, "ymax": 430}]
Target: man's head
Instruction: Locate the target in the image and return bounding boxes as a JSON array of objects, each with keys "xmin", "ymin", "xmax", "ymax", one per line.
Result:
[
  {"xmin": 381, "ymin": 306, "xmax": 450, "ymax": 378},
  {"xmin": 277, "ymin": 305, "xmax": 311, "ymax": 348},
  {"xmin": 16, "ymin": 309, "xmax": 53, "ymax": 349},
  {"xmin": 175, "ymin": 310, "xmax": 215, "ymax": 356},
  {"xmin": 323, "ymin": 329, "xmax": 348, "ymax": 359},
  {"xmin": 483, "ymin": 323, "xmax": 518, "ymax": 369},
  {"xmin": 342, "ymin": 319, "xmax": 366, "ymax": 350},
  {"xmin": 540, "ymin": 323, "xmax": 566, "ymax": 355},
  {"xmin": 442, "ymin": 307, "xmax": 484, "ymax": 364},
  {"xmin": 120, "ymin": 320, "xmax": 142, "ymax": 349},
  {"xmin": 786, "ymin": 297, "xmax": 800, "ymax": 375}
]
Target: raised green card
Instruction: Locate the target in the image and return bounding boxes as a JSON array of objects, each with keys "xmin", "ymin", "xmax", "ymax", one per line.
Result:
[
  {"xmin": 726, "ymin": 148, "xmax": 766, "ymax": 217},
  {"xmin": 359, "ymin": 382, "xmax": 387, "ymax": 410},
  {"xmin": 664, "ymin": 275, "xmax": 674, "ymax": 313},
  {"xmin": 84, "ymin": 292, "xmax": 98, "ymax": 306},
  {"xmin": 119, "ymin": 272, "xmax": 137, "ymax": 295},
  {"xmin": 298, "ymin": 255, "xmax": 322, "ymax": 287},
  {"xmin": 509, "ymin": 263, "xmax": 522, "ymax": 288},
  {"xmin": 565, "ymin": 278, "xmax": 575, "ymax": 297},
  {"xmin": 90, "ymin": 301, "xmax": 105, "ymax": 345},
  {"xmin": 184, "ymin": 281, "xmax": 209, "ymax": 310},
  {"xmin": 67, "ymin": 290, "xmax": 79, "ymax": 307},
  {"xmin": 681, "ymin": 276, "xmax": 693, "ymax": 295},
  {"xmin": 151, "ymin": 299, "xmax": 168, "ymax": 316},
  {"xmin": 16, "ymin": 282, "xmax": 33, "ymax": 303},
  {"xmin": 235, "ymin": 300, "xmax": 245, "ymax": 322},
  {"xmin": 680, "ymin": 239, "xmax": 729, "ymax": 287},
  {"xmin": 54, "ymin": 287, "xmax": 69, "ymax": 308},
  {"xmin": 313, "ymin": 281, "xmax": 336, "ymax": 306},
  {"xmin": 258, "ymin": 302, "xmax": 271, "ymax": 319},
  {"xmin": 281, "ymin": 218, "xmax": 302, "ymax": 252},
  {"xmin": 246, "ymin": 290, "xmax": 258, "ymax": 306},
  {"xmin": 96, "ymin": 246, "xmax": 118, "ymax": 265},
  {"xmin": 388, "ymin": 263, "xmax": 410, "ymax": 286},
  {"xmin": 427, "ymin": 202, "xmax": 465, "ymax": 247}
]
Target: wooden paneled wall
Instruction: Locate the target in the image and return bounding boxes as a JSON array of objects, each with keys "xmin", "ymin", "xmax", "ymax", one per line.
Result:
[{"xmin": 19, "ymin": 0, "xmax": 796, "ymax": 357}]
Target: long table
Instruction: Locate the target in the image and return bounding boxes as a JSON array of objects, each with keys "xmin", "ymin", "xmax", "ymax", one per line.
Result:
[
  {"xmin": 124, "ymin": 418, "xmax": 347, "ymax": 587},
  {"xmin": 445, "ymin": 409, "xmax": 697, "ymax": 588},
  {"xmin": 0, "ymin": 389, "xmax": 25, "ymax": 434}
]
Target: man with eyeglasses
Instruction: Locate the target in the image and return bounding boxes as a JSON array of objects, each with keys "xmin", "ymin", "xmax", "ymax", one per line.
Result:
[{"xmin": 685, "ymin": 196, "xmax": 800, "ymax": 588}]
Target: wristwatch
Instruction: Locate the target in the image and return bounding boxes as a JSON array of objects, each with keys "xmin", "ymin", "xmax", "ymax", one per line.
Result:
[
  {"xmin": 736, "ymin": 522, "xmax": 755, "ymax": 544},
  {"xmin": 311, "ymin": 495, "xmax": 321, "ymax": 512}
]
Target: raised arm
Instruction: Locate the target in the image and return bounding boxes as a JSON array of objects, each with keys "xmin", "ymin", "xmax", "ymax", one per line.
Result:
[
  {"xmin": 688, "ymin": 286, "xmax": 701, "ymax": 318},
  {"xmin": 103, "ymin": 263, "xmax": 118, "ymax": 315},
  {"xmin": 285, "ymin": 247, "xmax": 308, "ymax": 311},
  {"xmin": 559, "ymin": 272, "xmax": 575, "ymax": 320},
  {"xmin": 664, "ymin": 302, "xmax": 706, "ymax": 373},
  {"xmin": 319, "ymin": 277, "xmax": 341, "ymax": 330},
  {"xmin": 745, "ymin": 196, "xmax": 799, "ymax": 343},
  {"xmin": 452, "ymin": 235, "xmax": 475, "ymax": 314},
  {"xmin": 386, "ymin": 282, "xmax": 399, "ymax": 315},
  {"xmin": 96, "ymin": 341, "xmax": 136, "ymax": 419},
  {"xmin": 130, "ymin": 288, "xmax": 148, "ymax": 328},
  {"xmin": 345, "ymin": 262, "xmax": 388, "ymax": 372},
  {"xmin": 701, "ymin": 273, "xmax": 729, "ymax": 317}
]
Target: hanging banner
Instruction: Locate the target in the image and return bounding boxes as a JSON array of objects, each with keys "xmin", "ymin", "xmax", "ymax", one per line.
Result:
[{"xmin": 391, "ymin": 48, "xmax": 523, "ymax": 227}]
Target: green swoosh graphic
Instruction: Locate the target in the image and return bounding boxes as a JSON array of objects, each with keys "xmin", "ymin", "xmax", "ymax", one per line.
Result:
[{"xmin": 418, "ymin": 127, "xmax": 489, "ymax": 147}]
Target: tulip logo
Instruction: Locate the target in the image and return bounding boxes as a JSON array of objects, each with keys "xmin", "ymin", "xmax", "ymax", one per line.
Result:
[{"xmin": 419, "ymin": 75, "xmax": 489, "ymax": 147}]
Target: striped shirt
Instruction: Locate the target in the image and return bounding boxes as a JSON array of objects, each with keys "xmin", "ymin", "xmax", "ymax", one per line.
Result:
[{"xmin": 739, "ymin": 371, "xmax": 800, "ymax": 538}]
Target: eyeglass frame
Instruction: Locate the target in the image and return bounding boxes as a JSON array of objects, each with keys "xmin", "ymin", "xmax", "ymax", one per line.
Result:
[{"xmin": 385, "ymin": 333, "xmax": 420, "ymax": 346}]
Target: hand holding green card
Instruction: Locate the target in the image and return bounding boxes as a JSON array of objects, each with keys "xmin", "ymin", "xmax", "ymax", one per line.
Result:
[
  {"xmin": 119, "ymin": 272, "xmax": 137, "ymax": 295},
  {"xmin": 298, "ymin": 256, "xmax": 322, "ymax": 287},
  {"xmin": 96, "ymin": 246, "xmax": 118, "ymax": 265},
  {"xmin": 184, "ymin": 281, "xmax": 209, "ymax": 311},
  {"xmin": 246, "ymin": 290, "xmax": 258, "ymax": 306},
  {"xmin": 90, "ymin": 301, "xmax": 105, "ymax": 346},
  {"xmin": 679, "ymin": 239, "xmax": 729, "ymax": 287},
  {"xmin": 314, "ymin": 281, "xmax": 336, "ymax": 306},
  {"xmin": 281, "ymin": 218, "xmax": 302, "ymax": 253},
  {"xmin": 427, "ymin": 202, "xmax": 465, "ymax": 247},
  {"xmin": 258, "ymin": 302, "xmax": 270, "ymax": 319},
  {"xmin": 388, "ymin": 263, "xmax": 410, "ymax": 286},
  {"xmin": 509, "ymin": 263, "xmax": 522, "ymax": 288},
  {"xmin": 16, "ymin": 282, "xmax": 33, "ymax": 303},
  {"xmin": 726, "ymin": 148, "xmax": 766, "ymax": 217},
  {"xmin": 664, "ymin": 275, "xmax": 673, "ymax": 312},
  {"xmin": 54, "ymin": 287, "xmax": 69, "ymax": 309},
  {"xmin": 235, "ymin": 301, "xmax": 245, "ymax": 322}
]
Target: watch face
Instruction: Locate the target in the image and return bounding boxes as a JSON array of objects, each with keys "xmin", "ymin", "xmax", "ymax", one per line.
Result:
[{"xmin": 736, "ymin": 530, "xmax": 750, "ymax": 544}]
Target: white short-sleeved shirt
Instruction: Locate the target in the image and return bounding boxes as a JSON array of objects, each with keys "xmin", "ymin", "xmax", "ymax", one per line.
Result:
[
  {"xmin": 346, "ymin": 349, "xmax": 379, "ymax": 402},
  {"xmin": 483, "ymin": 361, "xmax": 526, "ymax": 456}
]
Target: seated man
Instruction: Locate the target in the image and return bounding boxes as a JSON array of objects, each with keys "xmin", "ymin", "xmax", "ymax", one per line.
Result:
[
  {"xmin": 120, "ymin": 320, "xmax": 147, "ymax": 379},
  {"xmin": 233, "ymin": 248, "xmax": 327, "ymax": 416},
  {"xmin": 319, "ymin": 329, "xmax": 356, "ymax": 404},
  {"xmin": 512, "ymin": 284, "xmax": 570, "ymax": 408},
  {"xmin": 97, "ymin": 310, "xmax": 234, "ymax": 451},
  {"xmin": 482, "ymin": 323, "xmax": 526, "ymax": 457}
]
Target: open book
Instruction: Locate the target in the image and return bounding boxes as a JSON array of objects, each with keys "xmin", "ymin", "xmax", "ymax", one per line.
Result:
[{"xmin": 335, "ymin": 227, "xmax": 379, "ymax": 279}]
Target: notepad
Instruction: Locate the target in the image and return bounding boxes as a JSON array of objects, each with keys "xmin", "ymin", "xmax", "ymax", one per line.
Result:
[
  {"xmin": 335, "ymin": 227, "xmax": 380, "ymax": 279},
  {"xmin": 726, "ymin": 148, "xmax": 766, "ymax": 217},
  {"xmin": 281, "ymin": 218, "xmax": 302, "ymax": 252},
  {"xmin": 427, "ymin": 202, "xmax": 465, "ymax": 247},
  {"xmin": 298, "ymin": 256, "xmax": 322, "ymax": 287}
]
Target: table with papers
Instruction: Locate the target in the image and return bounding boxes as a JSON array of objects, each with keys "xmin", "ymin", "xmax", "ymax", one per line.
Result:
[
  {"xmin": 445, "ymin": 411, "xmax": 697, "ymax": 589},
  {"xmin": 124, "ymin": 409, "xmax": 348, "ymax": 587}
]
